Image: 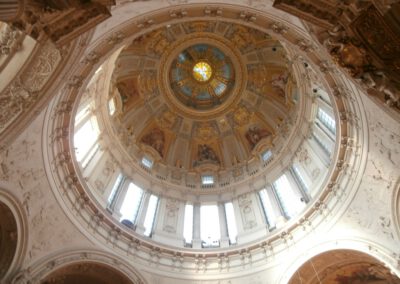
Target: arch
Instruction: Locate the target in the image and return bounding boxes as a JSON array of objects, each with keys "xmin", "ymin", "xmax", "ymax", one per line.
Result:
[
  {"xmin": 0, "ymin": 187, "xmax": 28, "ymax": 283},
  {"xmin": 392, "ymin": 179, "xmax": 400, "ymax": 240},
  {"xmin": 280, "ymin": 238, "xmax": 400, "ymax": 284},
  {"xmin": 41, "ymin": 263, "xmax": 133, "ymax": 284},
  {"xmin": 11, "ymin": 249, "xmax": 147, "ymax": 284},
  {"xmin": 288, "ymin": 249, "xmax": 400, "ymax": 283}
]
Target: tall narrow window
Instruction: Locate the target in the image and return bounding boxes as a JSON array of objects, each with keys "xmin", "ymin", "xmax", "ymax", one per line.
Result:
[
  {"xmin": 107, "ymin": 173, "xmax": 124, "ymax": 206},
  {"xmin": 317, "ymin": 108, "xmax": 336, "ymax": 134},
  {"xmin": 273, "ymin": 174, "xmax": 304, "ymax": 219},
  {"xmin": 119, "ymin": 183, "xmax": 143, "ymax": 223},
  {"xmin": 259, "ymin": 188, "xmax": 277, "ymax": 229},
  {"xmin": 74, "ymin": 117, "xmax": 99, "ymax": 162},
  {"xmin": 292, "ymin": 165, "xmax": 309, "ymax": 194},
  {"xmin": 143, "ymin": 195, "xmax": 159, "ymax": 236},
  {"xmin": 183, "ymin": 204, "xmax": 193, "ymax": 244},
  {"xmin": 200, "ymin": 204, "xmax": 220, "ymax": 247},
  {"xmin": 224, "ymin": 202, "xmax": 238, "ymax": 244},
  {"xmin": 108, "ymin": 98, "xmax": 116, "ymax": 115},
  {"xmin": 312, "ymin": 132, "xmax": 332, "ymax": 155}
]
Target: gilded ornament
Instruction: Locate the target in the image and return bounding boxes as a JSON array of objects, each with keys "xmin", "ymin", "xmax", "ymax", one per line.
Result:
[
  {"xmin": 158, "ymin": 111, "xmax": 177, "ymax": 129},
  {"xmin": 196, "ymin": 123, "xmax": 217, "ymax": 141},
  {"xmin": 141, "ymin": 128, "xmax": 165, "ymax": 157},
  {"xmin": 169, "ymin": 44, "xmax": 234, "ymax": 110},
  {"xmin": 233, "ymin": 106, "xmax": 251, "ymax": 126}
]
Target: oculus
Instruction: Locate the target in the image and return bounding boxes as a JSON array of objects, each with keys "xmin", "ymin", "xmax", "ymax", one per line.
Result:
[
  {"xmin": 170, "ymin": 44, "xmax": 234, "ymax": 110},
  {"xmin": 193, "ymin": 61, "xmax": 213, "ymax": 82}
]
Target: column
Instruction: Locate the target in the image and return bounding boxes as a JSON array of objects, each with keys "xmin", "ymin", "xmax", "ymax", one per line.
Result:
[
  {"xmin": 218, "ymin": 202, "xmax": 230, "ymax": 248},
  {"xmin": 232, "ymin": 198, "xmax": 244, "ymax": 236},
  {"xmin": 268, "ymin": 184, "xmax": 287, "ymax": 228},
  {"xmin": 135, "ymin": 191, "xmax": 151, "ymax": 235},
  {"xmin": 152, "ymin": 197, "xmax": 166, "ymax": 234},
  {"xmin": 192, "ymin": 203, "xmax": 201, "ymax": 249},
  {"xmin": 175, "ymin": 201, "xmax": 185, "ymax": 242}
]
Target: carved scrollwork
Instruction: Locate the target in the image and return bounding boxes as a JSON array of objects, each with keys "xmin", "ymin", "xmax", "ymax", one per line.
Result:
[
  {"xmin": 273, "ymin": 0, "xmax": 400, "ymax": 113},
  {"xmin": 0, "ymin": 24, "xmax": 23, "ymax": 56}
]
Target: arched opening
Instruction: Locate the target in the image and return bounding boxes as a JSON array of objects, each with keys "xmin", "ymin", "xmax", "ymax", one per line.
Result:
[
  {"xmin": 41, "ymin": 262, "xmax": 133, "ymax": 284},
  {"xmin": 0, "ymin": 200, "xmax": 18, "ymax": 280},
  {"xmin": 393, "ymin": 182, "xmax": 400, "ymax": 240},
  {"xmin": 289, "ymin": 249, "xmax": 400, "ymax": 284}
]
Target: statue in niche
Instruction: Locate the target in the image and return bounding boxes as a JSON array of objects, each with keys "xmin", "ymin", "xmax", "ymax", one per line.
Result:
[
  {"xmin": 141, "ymin": 128, "xmax": 165, "ymax": 157},
  {"xmin": 197, "ymin": 144, "xmax": 219, "ymax": 164},
  {"xmin": 246, "ymin": 126, "xmax": 271, "ymax": 149},
  {"xmin": 270, "ymin": 72, "xmax": 289, "ymax": 97}
]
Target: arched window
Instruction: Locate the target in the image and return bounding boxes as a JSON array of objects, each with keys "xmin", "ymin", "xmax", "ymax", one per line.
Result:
[
  {"xmin": 183, "ymin": 203, "xmax": 193, "ymax": 244},
  {"xmin": 291, "ymin": 165, "xmax": 309, "ymax": 196},
  {"xmin": 119, "ymin": 183, "xmax": 143, "ymax": 224},
  {"xmin": 259, "ymin": 188, "xmax": 277, "ymax": 229},
  {"xmin": 273, "ymin": 174, "xmax": 304, "ymax": 219},
  {"xmin": 317, "ymin": 108, "xmax": 336, "ymax": 134},
  {"xmin": 200, "ymin": 204, "xmax": 220, "ymax": 247}
]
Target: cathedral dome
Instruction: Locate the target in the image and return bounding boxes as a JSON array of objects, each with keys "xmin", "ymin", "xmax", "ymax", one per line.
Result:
[
  {"xmin": 71, "ymin": 18, "xmax": 338, "ymax": 250},
  {"xmin": 107, "ymin": 22, "xmax": 298, "ymax": 181},
  {"xmin": 2, "ymin": 0, "xmax": 400, "ymax": 283}
]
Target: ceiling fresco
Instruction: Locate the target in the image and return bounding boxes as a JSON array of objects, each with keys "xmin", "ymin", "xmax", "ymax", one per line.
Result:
[{"xmin": 110, "ymin": 20, "xmax": 296, "ymax": 174}]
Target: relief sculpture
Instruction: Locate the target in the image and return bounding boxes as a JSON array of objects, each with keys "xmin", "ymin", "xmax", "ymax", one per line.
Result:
[
  {"xmin": 238, "ymin": 194, "xmax": 257, "ymax": 230},
  {"xmin": 163, "ymin": 199, "xmax": 179, "ymax": 234},
  {"xmin": 246, "ymin": 126, "xmax": 271, "ymax": 149},
  {"xmin": 141, "ymin": 128, "xmax": 165, "ymax": 157},
  {"xmin": 270, "ymin": 72, "xmax": 289, "ymax": 98},
  {"xmin": 196, "ymin": 144, "xmax": 220, "ymax": 165}
]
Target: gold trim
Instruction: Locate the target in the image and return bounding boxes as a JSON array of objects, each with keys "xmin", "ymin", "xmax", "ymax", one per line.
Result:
[{"xmin": 159, "ymin": 32, "xmax": 247, "ymax": 120}]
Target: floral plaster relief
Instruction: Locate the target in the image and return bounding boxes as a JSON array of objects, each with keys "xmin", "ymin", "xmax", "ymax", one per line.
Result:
[
  {"xmin": 0, "ymin": 111, "xmax": 94, "ymax": 265},
  {"xmin": 341, "ymin": 97, "xmax": 399, "ymax": 245}
]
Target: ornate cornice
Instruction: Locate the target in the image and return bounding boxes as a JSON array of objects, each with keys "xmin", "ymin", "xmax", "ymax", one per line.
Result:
[
  {"xmin": 0, "ymin": 32, "xmax": 93, "ymax": 152},
  {"xmin": 273, "ymin": 0, "xmax": 400, "ymax": 118}
]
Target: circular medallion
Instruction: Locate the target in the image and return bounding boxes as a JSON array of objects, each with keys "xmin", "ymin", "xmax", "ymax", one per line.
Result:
[
  {"xmin": 169, "ymin": 43, "xmax": 235, "ymax": 111},
  {"xmin": 160, "ymin": 33, "xmax": 246, "ymax": 120}
]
